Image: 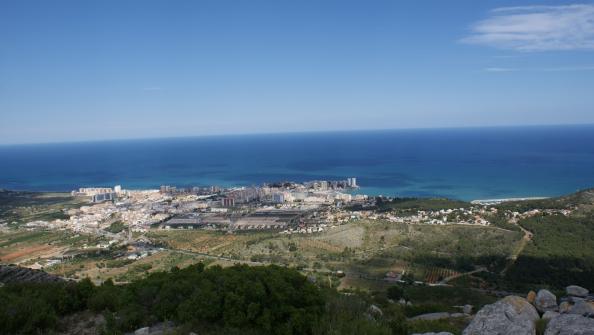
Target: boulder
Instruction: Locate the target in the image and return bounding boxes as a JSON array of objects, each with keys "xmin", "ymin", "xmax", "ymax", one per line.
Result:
[
  {"xmin": 542, "ymin": 311, "xmax": 559, "ymax": 320},
  {"xmin": 462, "ymin": 296, "xmax": 539, "ymax": 335},
  {"xmin": 367, "ymin": 304, "xmax": 383, "ymax": 318},
  {"xmin": 568, "ymin": 296, "xmax": 585, "ymax": 304},
  {"xmin": 134, "ymin": 327, "xmax": 150, "ymax": 335},
  {"xmin": 463, "ymin": 304, "xmax": 473, "ymax": 314},
  {"xmin": 568, "ymin": 301, "xmax": 594, "ymax": 317},
  {"xmin": 527, "ymin": 290, "xmax": 536, "ymax": 304},
  {"xmin": 535, "ymin": 289, "xmax": 558, "ymax": 313},
  {"xmin": 544, "ymin": 314, "xmax": 594, "ymax": 335},
  {"xmin": 566, "ymin": 285, "xmax": 589, "ymax": 298},
  {"xmin": 559, "ymin": 301, "xmax": 571, "ymax": 314},
  {"xmin": 409, "ymin": 312, "xmax": 450, "ymax": 321}
]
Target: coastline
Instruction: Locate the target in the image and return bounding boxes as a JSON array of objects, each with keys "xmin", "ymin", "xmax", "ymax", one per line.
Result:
[{"xmin": 470, "ymin": 197, "xmax": 549, "ymax": 205}]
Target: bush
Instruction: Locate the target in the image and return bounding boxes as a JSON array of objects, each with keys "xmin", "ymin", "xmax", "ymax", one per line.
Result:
[{"xmin": 386, "ymin": 285, "xmax": 405, "ymax": 301}]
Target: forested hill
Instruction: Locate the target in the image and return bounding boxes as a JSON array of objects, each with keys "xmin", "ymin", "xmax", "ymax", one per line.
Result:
[
  {"xmin": 495, "ymin": 188, "xmax": 594, "ymax": 213},
  {"xmin": 0, "ymin": 264, "xmax": 325, "ymax": 335},
  {"xmin": 500, "ymin": 188, "xmax": 594, "ymax": 291}
]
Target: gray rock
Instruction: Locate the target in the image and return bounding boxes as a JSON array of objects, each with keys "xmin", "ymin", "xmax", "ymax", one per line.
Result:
[
  {"xmin": 368, "ymin": 304, "xmax": 383, "ymax": 318},
  {"xmin": 566, "ymin": 285, "xmax": 589, "ymax": 298},
  {"xmin": 410, "ymin": 312, "xmax": 451, "ymax": 321},
  {"xmin": 463, "ymin": 296, "xmax": 539, "ymax": 335},
  {"xmin": 411, "ymin": 333, "xmax": 454, "ymax": 335},
  {"xmin": 544, "ymin": 314, "xmax": 594, "ymax": 335},
  {"xmin": 134, "ymin": 327, "xmax": 150, "ymax": 335},
  {"xmin": 568, "ymin": 301, "xmax": 594, "ymax": 317},
  {"xmin": 535, "ymin": 289, "xmax": 558, "ymax": 313},
  {"xmin": 569, "ymin": 296, "xmax": 586, "ymax": 304},
  {"xmin": 559, "ymin": 301, "xmax": 572, "ymax": 314},
  {"xmin": 463, "ymin": 304, "xmax": 473, "ymax": 314},
  {"xmin": 542, "ymin": 311, "xmax": 559, "ymax": 320}
]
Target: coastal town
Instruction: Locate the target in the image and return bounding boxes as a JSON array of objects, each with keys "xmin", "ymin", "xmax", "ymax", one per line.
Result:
[{"xmin": 7, "ymin": 177, "xmax": 575, "ymax": 244}]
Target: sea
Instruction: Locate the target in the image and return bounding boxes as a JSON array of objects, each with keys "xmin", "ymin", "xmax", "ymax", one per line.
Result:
[{"xmin": 1, "ymin": 125, "xmax": 594, "ymax": 201}]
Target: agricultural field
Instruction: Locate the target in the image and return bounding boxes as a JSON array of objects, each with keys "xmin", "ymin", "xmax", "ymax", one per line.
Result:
[
  {"xmin": 0, "ymin": 229, "xmax": 103, "ymax": 265},
  {"xmin": 143, "ymin": 219, "xmax": 523, "ymax": 291},
  {"xmin": 0, "ymin": 190, "xmax": 88, "ymax": 226}
]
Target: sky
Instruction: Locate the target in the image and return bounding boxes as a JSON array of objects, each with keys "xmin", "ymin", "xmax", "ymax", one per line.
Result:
[{"xmin": 1, "ymin": 0, "xmax": 594, "ymax": 144}]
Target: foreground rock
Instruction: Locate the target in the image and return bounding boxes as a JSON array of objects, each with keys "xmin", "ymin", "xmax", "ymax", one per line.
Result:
[
  {"xmin": 463, "ymin": 296, "xmax": 539, "ymax": 335},
  {"xmin": 567, "ymin": 301, "xmax": 594, "ymax": 317},
  {"xmin": 535, "ymin": 289, "xmax": 558, "ymax": 313},
  {"xmin": 544, "ymin": 314, "xmax": 594, "ymax": 335},
  {"xmin": 566, "ymin": 285, "xmax": 589, "ymax": 298},
  {"xmin": 527, "ymin": 290, "xmax": 536, "ymax": 304}
]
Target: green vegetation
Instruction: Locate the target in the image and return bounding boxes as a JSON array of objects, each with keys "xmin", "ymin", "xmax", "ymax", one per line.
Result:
[
  {"xmin": 504, "ymin": 214, "xmax": 594, "ymax": 290},
  {"xmin": 0, "ymin": 264, "xmax": 325, "ymax": 335},
  {"xmin": 535, "ymin": 318, "xmax": 549, "ymax": 335},
  {"xmin": 104, "ymin": 221, "xmax": 127, "ymax": 234},
  {"xmin": 0, "ymin": 190, "xmax": 87, "ymax": 226},
  {"xmin": 376, "ymin": 197, "xmax": 470, "ymax": 213}
]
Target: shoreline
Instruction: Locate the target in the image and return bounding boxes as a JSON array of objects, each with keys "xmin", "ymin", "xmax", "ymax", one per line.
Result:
[{"xmin": 470, "ymin": 197, "xmax": 549, "ymax": 205}]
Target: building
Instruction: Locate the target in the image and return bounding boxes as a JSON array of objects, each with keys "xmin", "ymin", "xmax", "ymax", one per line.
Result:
[
  {"xmin": 164, "ymin": 215, "xmax": 204, "ymax": 229},
  {"xmin": 272, "ymin": 192, "xmax": 285, "ymax": 204},
  {"xmin": 91, "ymin": 192, "xmax": 116, "ymax": 203},
  {"xmin": 114, "ymin": 185, "xmax": 122, "ymax": 194},
  {"xmin": 347, "ymin": 177, "xmax": 358, "ymax": 188},
  {"xmin": 222, "ymin": 197, "xmax": 235, "ymax": 207},
  {"xmin": 74, "ymin": 187, "xmax": 113, "ymax": 196}
]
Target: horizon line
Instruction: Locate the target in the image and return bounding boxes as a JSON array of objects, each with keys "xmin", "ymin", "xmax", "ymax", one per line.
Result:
[{"xmin": 2, "ymin": 122, "xmax": 594, "ymax": 147}]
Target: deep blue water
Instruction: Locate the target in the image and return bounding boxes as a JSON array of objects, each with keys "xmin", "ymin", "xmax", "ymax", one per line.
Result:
[{"xmin": 1, "ymin": 125, "xmax": 594, "ymax": 201}]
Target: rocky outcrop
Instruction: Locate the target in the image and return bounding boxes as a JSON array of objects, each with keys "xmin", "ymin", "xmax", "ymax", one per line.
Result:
[
  {"xmin": 527, "ymin": 290, "xmax": 536, "ymax": 304},
  {"xmin": 566, "ymin": 285, "xmax": 589, "ymax": 298},
  {"xmin": 535, "ymin": 289, "xmax": 558, "ymax": 313},
  {"xmin": 463, "ymin": 284, "xmax": 594, "ymax": 335},
  {"xmin": 0, "ymin": 264, "xmax": 64, "ymax": 284},
  {"xmin": 544, "ymin": 314, "xmax": 594, "ymax": 335},
  {"xmin": 567, "ymin": 301, "xmax": 594, "ymax": 317},
  {"xmin": 126, "ymin": 322, "xmax": 175, "ymax": 335},
  {"xmin": 542, "ymin": 311, "xmax": 559, "ymax": 320},
  {"xmin": 559, "ymin": 301, "xmax": 572, "ymax": 313},
  {"xmin": 409, "ymin": 312, "xmax": 451, "ymax": 321},
  {"xmin": 462, "ymin": 296, "xmax": 539, "ymax": 335}
]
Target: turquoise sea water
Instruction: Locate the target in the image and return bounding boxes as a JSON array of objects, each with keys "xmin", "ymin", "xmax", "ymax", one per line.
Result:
[{"xmin": 1, "ymin": 125, "xmax": 593, "ymax": 201}]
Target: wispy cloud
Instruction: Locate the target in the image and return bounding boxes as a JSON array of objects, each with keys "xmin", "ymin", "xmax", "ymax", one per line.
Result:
[
  {"xmin": 143, "ymin": 87, "xmax": 163, "ymax": 91},
  {"xmin": 484, "ymin": 67, "xmax": 517, "ymax": 72},
  {"xmin": 484, "ymin": 65, "xmax": 594, "ymax": 72},
  {"xmin": 463, "ymin": 4, "xmax": 594, "ymax": 51}
]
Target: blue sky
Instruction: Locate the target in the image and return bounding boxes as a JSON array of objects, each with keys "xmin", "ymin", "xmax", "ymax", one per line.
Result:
[{"xmin": 1, "ymin": 0, "xmax": 594, "ymax": 144}]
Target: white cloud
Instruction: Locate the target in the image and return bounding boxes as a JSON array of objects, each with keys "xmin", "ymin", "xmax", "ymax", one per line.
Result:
[{"xmin": 463, "ymin": 4, "xmax": 594, "ymax": 51}]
